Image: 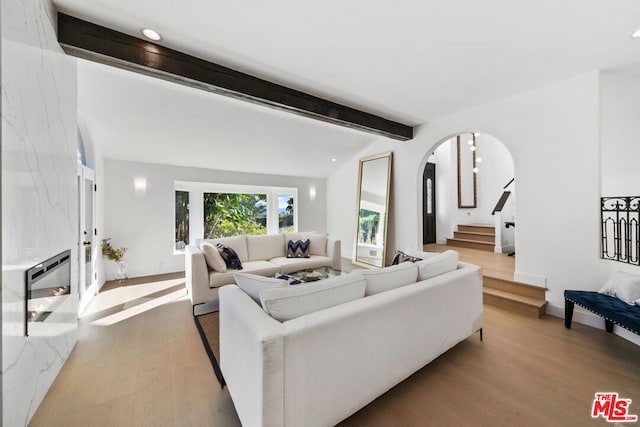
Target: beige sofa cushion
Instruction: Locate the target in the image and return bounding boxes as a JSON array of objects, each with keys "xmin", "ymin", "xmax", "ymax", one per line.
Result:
[
  {"xmin": 307, "ymin": 233, "xmax": 327, "ymax": 256},
  {"xmin": 359, "ymin": 262, "xmax": 418, "ymax": 296},
  {"xmin": 247, "ymin": 234, "xmax": 285, "ymax": 261},
  {"xmin": 200, "ymin": 242, "xmax": 227, "ymax": 272},
  {"xmin": 260, "ymin": 273, "xmax": 366, "ymax": 322},
  {"xmin": 209, "ymin": 260, "xmax": 281, "ymax": 287}
]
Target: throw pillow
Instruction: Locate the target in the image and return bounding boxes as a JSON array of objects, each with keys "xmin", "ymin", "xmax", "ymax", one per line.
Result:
[
  {"xmin": 287, "ymin": 239, "xmax": 310, "ymax": 258},
  {"xmin": 260, "ymin": 273, "xmax": 366, "ymax": 322},
  {"xmin": 234, "ymin": 273, "xmax": 287, "ymax": 304},
  {"xmin": 415, "ymin": 250, "xmax": 459, "ymax": 281},
  {"xmin": 359, "ymin": 262, "xmax": 419, "ymax": 296},
  {"xmin": 391, "ymin": 250, "xmax": 422, "ymax": 265},
  {"xmin": 200, "ymin": 242, "xmax": 227, "ymax": 272},
  {"xmin": 598, "ymin": 271, "xmax": 640, "ymax": 305},
  {"xmin": 216, "ymin": 243, "xmax": 243, "ymax": 270}
]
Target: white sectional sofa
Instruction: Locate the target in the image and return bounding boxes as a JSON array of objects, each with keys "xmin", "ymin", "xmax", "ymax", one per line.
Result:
[
  {"xmin": 185, "ymin": 232, "xmax": 341, "ymax": 310},
  {"xmin": 219, "ymin": 250, "xmax": 483, "ymax": 427}
]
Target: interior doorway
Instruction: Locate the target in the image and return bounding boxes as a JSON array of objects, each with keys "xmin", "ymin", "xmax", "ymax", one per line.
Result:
[
  {"xmin": 78, "ymin": 165, "xmax": 97, "ymax": 314},
  {"xmin": 423, "ymin": 162, "xmax": 436, "ymax": 244}
]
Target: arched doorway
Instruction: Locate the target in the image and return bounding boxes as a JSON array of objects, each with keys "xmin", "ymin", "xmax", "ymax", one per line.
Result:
[{"xmin": 421, "ymin": 132, "xmax": 515, "ymax": 254}]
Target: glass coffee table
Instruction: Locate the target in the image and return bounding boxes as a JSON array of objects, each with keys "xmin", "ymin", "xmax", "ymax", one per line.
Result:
[{"xmin": 283, "ymin": 266, "xmax": 345, "ymax": 283}]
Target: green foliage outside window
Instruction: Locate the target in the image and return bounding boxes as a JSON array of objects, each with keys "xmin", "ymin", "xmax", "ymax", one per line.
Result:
[
  {"xmin": 204, "ymin": 193, "xmax": 267, "ymax": 238},
  {"xmin": 278, "ymin": 195, "xmax": 294, "ymax": 232}
]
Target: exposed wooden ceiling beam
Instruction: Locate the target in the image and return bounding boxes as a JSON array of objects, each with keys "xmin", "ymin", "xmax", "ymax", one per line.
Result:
[{"xmin": 57, "ymin": 13, "xmax": 414, "ymax": 141}]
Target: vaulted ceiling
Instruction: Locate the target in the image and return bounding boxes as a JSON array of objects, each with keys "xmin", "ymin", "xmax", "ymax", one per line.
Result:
[{"xmin": 54, "ymin": 0, "xmax": 640, "ymax": 177}]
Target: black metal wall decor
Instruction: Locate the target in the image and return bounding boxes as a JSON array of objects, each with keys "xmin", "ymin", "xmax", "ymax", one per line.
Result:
[{"xmin": 601, "ymin": 197, "xmax": 640, "ymax": 265}]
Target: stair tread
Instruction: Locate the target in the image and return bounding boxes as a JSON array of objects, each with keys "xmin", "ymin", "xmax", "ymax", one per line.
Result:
[
  {"xmin": 483, "ymin": 288, "xmax": 547, "ymax": 308},
  {"xmin": 455, "ymin": 231, "xmax": 495, "ymax": 237},
  {"xmin": 449, "ymin": 238, "xmax": 493, "ymax": 245}
]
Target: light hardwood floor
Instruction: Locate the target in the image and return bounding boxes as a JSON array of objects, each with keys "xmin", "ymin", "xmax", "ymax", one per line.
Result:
[
  {"xmin": 30, "ymin": 266, "xmax": 640, "ymax": 427},
  {"xmin": 424, "ymin": 243, "xmax": 516, "ymax": 281}
]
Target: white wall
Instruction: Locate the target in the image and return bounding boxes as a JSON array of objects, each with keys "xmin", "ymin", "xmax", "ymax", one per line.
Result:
[
  {"xmin": 599, "ymin": 63, "xmax": 640, "ymax": 279},
  {"xmin": 329, "ymin": 72, "xmax": 602, "ymax": 313},
  {"xmin": 598, "ymin": 63, "xmax": 640, "ymax": 345},
  {"xmin": 1, "ymin": 1, "xmax": 79, "ymax": 425},
  {"xmin": 104, "ymin": 159, "xmax": 327, "ymax": 279},
  {"xmin": 600, "ymin": 64, "xmax": 640, "ymax": 197}
]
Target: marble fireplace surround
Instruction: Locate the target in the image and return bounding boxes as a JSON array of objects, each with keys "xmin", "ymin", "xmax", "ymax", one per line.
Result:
[{"xmin": 2, "ymin": 0, "xmax": 80, "ymax": 425}]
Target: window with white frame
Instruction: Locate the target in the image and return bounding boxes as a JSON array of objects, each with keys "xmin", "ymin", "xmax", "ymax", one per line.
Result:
[{"xmin": 174, "ymin": 182, "xmax": 297, "ymax": 252}]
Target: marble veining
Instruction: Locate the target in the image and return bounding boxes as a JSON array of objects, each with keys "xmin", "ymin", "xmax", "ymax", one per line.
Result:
[{"xmin": 2, "ymin": 0, "xmax": 79, "ymax": 425}]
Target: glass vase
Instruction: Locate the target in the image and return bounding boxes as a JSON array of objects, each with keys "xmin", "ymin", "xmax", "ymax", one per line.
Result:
[{"xmin": 114, "ymin": 260, "xmax": 129, "ymax": 281}]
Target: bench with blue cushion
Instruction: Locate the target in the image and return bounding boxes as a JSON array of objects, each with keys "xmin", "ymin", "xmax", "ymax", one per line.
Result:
[{"xmin": 564, "ymin": 290, "xmax": 640, "ymax": 335}]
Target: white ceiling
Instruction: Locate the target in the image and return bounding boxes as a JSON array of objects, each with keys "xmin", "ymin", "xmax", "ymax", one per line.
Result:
[{"xmin": 56, "ymin": 0, "xmax": 640, "ymax": 178}]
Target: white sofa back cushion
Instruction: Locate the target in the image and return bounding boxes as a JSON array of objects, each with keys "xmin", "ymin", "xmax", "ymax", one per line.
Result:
[
  {"xmin": 234, "ymin": 272, "xmax": 288, "ymax": 304},
  {"xmin": 260, "ymin": 273, "xmax": 366, "ymax": 322},
  {"xmin": 307, "ymin": 233, "xmax": 327, "ymax": 256},
  {"xmin": 415, "ymin": 250, "xmax": 459, "ymax": 280},
  {"xmin": 200, "ymin": 242, "xmax": 227, "ymax": 272},
  {"xmin": 247, "ymin": 234, "xmax": 285, "ymax": 261},
  {"xmin": 359, "ymin": 262, "xmax": 418, "ymax": 296}
]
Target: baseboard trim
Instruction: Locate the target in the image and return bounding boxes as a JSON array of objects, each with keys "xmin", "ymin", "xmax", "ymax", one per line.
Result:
[
  {"xmin": 494, "ymin": 245, "xmax": 514, "ymax": 254},
  {"xmin": 546, "ymin": 302, "xmax": 640, "ymax": 346}
]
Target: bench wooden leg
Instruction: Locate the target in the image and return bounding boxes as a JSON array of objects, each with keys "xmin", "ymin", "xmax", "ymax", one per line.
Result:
[
  {"xmin": 605, "ymin": 319, "xmax": 614, "ymax": 333},
  {"xmin": 564, "ymin": 299, "xmax": 574, "ymax": 329}
]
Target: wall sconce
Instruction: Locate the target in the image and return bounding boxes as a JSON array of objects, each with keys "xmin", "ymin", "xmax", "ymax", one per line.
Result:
[
  {"xmin": 134, "ymin": 177, "xmax": 147, "ymax": 195},
  {"xmin": 309, "ymin": 186, "xmax": 316, "ymax": 202}
]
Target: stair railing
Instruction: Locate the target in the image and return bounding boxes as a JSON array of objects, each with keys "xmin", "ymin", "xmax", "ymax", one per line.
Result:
[
  {"xmin": 601, "ymin": 196, "xmax": 640, "ymax": 265},
  {"xmin": 491, "ymin": 178, "xmax": 514, "ymax": 215}
]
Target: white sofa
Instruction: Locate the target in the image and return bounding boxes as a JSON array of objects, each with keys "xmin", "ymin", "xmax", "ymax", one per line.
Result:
[
  {"xmin": 219, "ymin": 254, "xmax": 483, "ymax": 427},
  {"xmin": 185, "ymin": 232, "xmax": 341, "ymax": 309}
]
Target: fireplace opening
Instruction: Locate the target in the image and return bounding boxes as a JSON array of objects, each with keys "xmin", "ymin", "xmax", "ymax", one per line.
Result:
[{"xmin": 25, "ymin": 250, "xmax": 71, "ymax": 336}]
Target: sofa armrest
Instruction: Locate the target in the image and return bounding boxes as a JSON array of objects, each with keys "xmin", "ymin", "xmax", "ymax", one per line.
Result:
[
  {"xmin": 185, "ymin": 244, "xmax": 215, "ymax": 306},
  {"xmin": 220, "ymin": 285, "xmax": 285, "ymax": 427},
  {"xmin": 327, "ymin": 237, "xmax": 342, "ymax": 270}
]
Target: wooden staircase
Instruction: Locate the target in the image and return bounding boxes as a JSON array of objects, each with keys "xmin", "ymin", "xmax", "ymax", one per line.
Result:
[
  {"xmin": 447, "ymin": 224, "xmax": 495, "ymax": 252},
  {"xmin": 483, "ymin": 275, "xmax": 547, "ymax": 318}
]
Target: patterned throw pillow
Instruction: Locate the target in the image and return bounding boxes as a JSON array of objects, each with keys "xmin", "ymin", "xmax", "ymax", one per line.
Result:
[
  {"xmin": 287, "ymin": 239, "xmax": 310, "ymax": 258},
  {"xmin": 215, "ymin": 243, "xmax": 243, "ymax": 270},
  {"xmin": 275, "ymin": 273, "xmax": 303, "ymax": 285},
  {"xmin": 391, "ymin": 250, "xmax": 422, "ymax": 265}
]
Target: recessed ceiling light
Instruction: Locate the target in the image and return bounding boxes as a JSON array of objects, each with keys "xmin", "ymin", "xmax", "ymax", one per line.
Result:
[
  {"xmin": 141, "ymin": 28, "xmax": 162, "ymax": 41},
  {"xmin": 632, "ymin": 29, "xmax": 640, "ymax": 38},
  {"xmin": 331, "ymin": 158, "xmax": 337, "ymax": 162}
]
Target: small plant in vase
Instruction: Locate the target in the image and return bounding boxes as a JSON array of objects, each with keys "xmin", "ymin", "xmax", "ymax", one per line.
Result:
[{"xmin": 101, "ymin": 238, "xmax": 128, "ymax": 280}]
